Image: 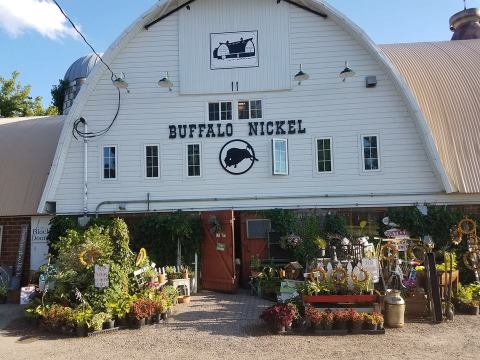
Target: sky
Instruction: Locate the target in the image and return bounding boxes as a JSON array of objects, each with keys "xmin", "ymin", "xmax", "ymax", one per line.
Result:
[{"xmin": 0, "ymin": 0, "xmax": 476, "ymax": 107}]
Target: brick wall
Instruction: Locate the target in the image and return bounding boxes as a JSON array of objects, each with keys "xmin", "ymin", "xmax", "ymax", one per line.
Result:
[{"xmin": 0, "ymin": 217, "xmax": 31, "ymax": 285}]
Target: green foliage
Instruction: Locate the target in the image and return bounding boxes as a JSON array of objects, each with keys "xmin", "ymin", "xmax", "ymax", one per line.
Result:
[
  {"xmin": 47, "ymin": 216, "xmax": 80, "ymax": 257},
  {"xmin": 295, "ymin": 214, "xmax": 322, "ymax": 262},
  {"xmin": 324, "ymin": 212, "xmax": 348, "ymax": 237},
  {"xmin": 50, "ymin": 79, "xmax": 68, "ymax": 114},
  {"xmin": 263, "ymin": 208, "xmax": 298, "ymax": 237},
  {"xmin": 436, "ymin": 252, "xmax": 457, "ymax": 272},
  {"xmin": 0, "ymin": 71, "xmax": 58, "ymax": 117},
  {"xmin": 456, "ymin": 282, "xmax": 480, "ymax": 306},
  {"xmin": 91, "ymin": 312, "xmax": 111, "ymax": 331},
  {"xmin": 130, "ymin": 212, "xmax": 202, "ymax": 265},
  {"xmin": 297, "ymin": 280, "xmax": 330, "ymax": 295}
]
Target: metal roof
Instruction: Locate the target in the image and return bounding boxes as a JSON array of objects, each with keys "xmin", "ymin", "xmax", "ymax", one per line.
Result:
[
  {"xmin": 381, "ymin": 40, "xmax": 480, "ymax": 193},
  {"xmin": 64, "ymin": 53, "xmax": 102, "ymax": 82},
  {"xmin": 0, "ymin": 116, "xmax": 65, "ymax": 216}
]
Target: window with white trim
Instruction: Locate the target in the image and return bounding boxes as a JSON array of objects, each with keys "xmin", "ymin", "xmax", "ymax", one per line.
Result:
[
  {"xmin": 316, "ymin": 138, "xmax": 333, "ymax": 173},
  {"xmin": 362, "ymin": 135, "xmax": 380, "ymax": 171},
  {"xmin": 272, "ymin": 138, "xmax": 288, "ymax": 175},
  {"xmin": 187, "ymin": 143, "xmax": 201, "ymax": 177},
  {"xmin": 145, "ymin": 145, "xmax": 159, "ymax": 178},
  {"xmin": 238, "ymin": 100, "xmax": 262, "ymax": 120},
  {"xmin": 0, "ymin": 226, "xmax": 3, "ymax": 256},
  {"xmin": 103, "ymin": 146, "xmax": 117, "ymax": 179},
  {"xmin": 209, "ymin": 101, "xmax": 232, "ymax": 121}
]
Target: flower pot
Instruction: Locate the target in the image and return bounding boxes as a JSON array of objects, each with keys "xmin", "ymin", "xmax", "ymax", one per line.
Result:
[
  {"xmin": 333, "ymin": 320, "xmax": 348, "ymax": 330},
  {"xmin": 103, "ymin": 319, "xmax": 115, "ymax": 330},
  {"xmin": 321, "ymin": 322, "xmax": 333, "ymax": 331},
  {"xmin": 178, "ymin": 295, "xmax": 191, "ymax": 304},
  {"xmin": 378, "ymin": 321, "xmax": 384, "ymax": 330},
  {"xmin": 351, "ymin": 321, "xmax": 363, "ymax": 331},
  {"xmin": 152, "ymin": 314, "xmax": 161, "ymax": 324},
  {"xmin": 116, "ymin": 317, "xmax": 127, "ymax": 327},
  {"xmin": 160, "ymin": 312, "xmax": 168, "ymax": 321},
  {"xmin": 365, "ymin": 322, "xmax": 377, "ymax": 331},
  {"xmin": 320, "ymin": 249, "xmax": 326, "ymax": 257},
  {"xmin": 158, "ymin": 274, "xmax": 166, "ymax": 284},
  {"xmin": 130, "ymin": 318, "xmax": 145, "ymax": 329},
  {"xmin": 270, "ymin": 323, "xmax": 286, "ymax": 334},
  {"xmin": 76, "ymin": 325, "xmax": 88, "ymax": 337}
]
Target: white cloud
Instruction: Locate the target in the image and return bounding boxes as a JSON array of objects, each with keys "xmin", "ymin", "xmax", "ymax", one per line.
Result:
[{"xmin": 0, "ymin": 0, "xmax": 78, "ymax": 39}]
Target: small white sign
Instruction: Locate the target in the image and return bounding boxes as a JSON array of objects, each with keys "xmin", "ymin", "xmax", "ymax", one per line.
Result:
[
  {"xmin": 361, "ymin": 258, "xmax": 380, "ymax": 283},
  {"xmin": 30, "ymin": 216, "xmax": 52, "ymax": 270},
  {"xmin": 211, "ymin": 31, "xmax": 258, "ymax": 70},
  {"xmin": 94, "ymin": 265, "xmax": 109, "ymax": 288}
]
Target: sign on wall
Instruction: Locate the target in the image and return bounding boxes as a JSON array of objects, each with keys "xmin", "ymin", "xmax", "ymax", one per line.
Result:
[
  {"xmin": 211, "ymin": 30, "xmax": 259, "ymax": 70},
  {"xmin": 30, "ymin": 216, "xmax": 52, "ymax": 271},
  {"xmin": 219, "ymin": 139, "xmax": 258, "ymax": 175}
]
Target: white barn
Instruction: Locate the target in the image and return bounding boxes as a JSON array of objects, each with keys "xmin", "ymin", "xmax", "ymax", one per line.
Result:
[{"xmin": 38, "ymin": 0, "xmax": 480, "ymax": 216}]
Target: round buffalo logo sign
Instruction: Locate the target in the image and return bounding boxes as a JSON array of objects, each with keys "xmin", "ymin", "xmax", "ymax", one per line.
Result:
[{"xmin": 219, "ymin": 139, "xmax": 258, "ymax": 175}]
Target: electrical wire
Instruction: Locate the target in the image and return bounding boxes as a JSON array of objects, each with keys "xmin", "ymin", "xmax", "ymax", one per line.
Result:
[{"xmin": 52, "ymin": 0, "xmax": 124, "ymax": 140}]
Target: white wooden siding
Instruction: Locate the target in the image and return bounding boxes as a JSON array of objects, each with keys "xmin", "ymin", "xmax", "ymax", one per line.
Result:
[
  {"xmin": 53, "ymin": 0, "xmax": 445, "ymax": 214},
  {"xmin": 179, "ymin": 0, "xmax": 290, "ymax": 94}
]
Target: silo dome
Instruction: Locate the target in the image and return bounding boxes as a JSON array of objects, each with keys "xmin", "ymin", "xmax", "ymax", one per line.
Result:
[
  {"xmin": 64, "ymin": 53, "xmax": 102, "ymax": 82},
  {"xmin": 62, "ymin": 53, "xmax": 102, "ymax": 114},
  {"xmin": 450, "ymin": 8, "xmax": 480, "ymax": 40}
]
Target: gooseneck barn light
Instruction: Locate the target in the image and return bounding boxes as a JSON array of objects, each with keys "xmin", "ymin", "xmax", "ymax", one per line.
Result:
[
  {"xmin": 294, "ymin": 64, "xmax": 309, "ymax": 85},
  {"xmin": 113, "ymin": 72, "xmax": 129, "ymax": 90},
  {"xmin": 158, "ymin": 72, "xmax": 173, "ymax": 91},
  {"xmin": 339, "ymin": 61, "xmax": 355, "ymax": 82}
]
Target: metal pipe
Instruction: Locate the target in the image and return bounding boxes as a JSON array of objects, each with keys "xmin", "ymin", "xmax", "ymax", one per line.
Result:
[
  {"xmin": 83, "ymin": 121, "xmax": 88, "ymax": 215},
  {"xmin": 94, "ymin": 191, "xmax": 445, "ymax": 216}
]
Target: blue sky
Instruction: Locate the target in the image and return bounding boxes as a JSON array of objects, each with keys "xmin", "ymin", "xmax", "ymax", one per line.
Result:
[{"xmin": 0, "ymin": 0, "xmax": 474, "ymax": 107}]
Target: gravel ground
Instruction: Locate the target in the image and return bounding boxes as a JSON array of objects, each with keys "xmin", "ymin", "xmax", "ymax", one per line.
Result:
[{"xmin": 1, "ymin": 291, "xmax": 480, "ymax": 360}]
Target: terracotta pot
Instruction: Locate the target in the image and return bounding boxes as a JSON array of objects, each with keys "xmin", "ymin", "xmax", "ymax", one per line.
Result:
[
  {"xmin": 333, "ymin": 320, "xmax": 348, "ymax": 330},
  {"xmin": 158, "ymin": 274, "xmax": 166, "ymax": 283}
]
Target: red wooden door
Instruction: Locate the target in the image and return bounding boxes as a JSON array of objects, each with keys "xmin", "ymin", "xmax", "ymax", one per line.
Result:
[
  {"xmin": 240, "ymin": 213, "xmax": 269, "ymax": 286},
  {"xmin": 201, "ymin": 210, "xmax": 236, "ymax": 292}
]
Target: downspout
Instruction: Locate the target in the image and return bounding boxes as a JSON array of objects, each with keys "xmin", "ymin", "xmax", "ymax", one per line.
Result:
[{"xmin": 83, "ymin": 121, "xmax": 88, "ymax": 215}]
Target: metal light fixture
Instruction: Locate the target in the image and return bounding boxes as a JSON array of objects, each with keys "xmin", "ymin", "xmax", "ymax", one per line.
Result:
[
  {"xmin": 339, "ymin": 61, "xmax": 355, "ymax": 82},
  {"xmin": 112, "ymin": 72, "xmax": 129, "ymax": 90},
  {"xmin": 294, "ymin": 64, "xmax": 309, "ymax": 85},
  {"xmin": 158, "ymin": 72, "xmax": 173, "ymax": 91}
]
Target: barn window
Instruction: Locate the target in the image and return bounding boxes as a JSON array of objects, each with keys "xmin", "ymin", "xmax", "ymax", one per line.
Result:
[
  {"xmin": 209, "ymin": 101, "xmax": 232, "ymax": 121},
  {"xmin": 316, "ymin": 138, "xmax": 333, "ymax": 173},
  {"xmin": 187, "ymin": 143, "xmax": 201, "ymax": 177},
  {"xmin": 272, "ymin": 138, "xmax": 288, "ymax": 175},
  {"xmin": 362, "ymin": 135, "xmax": 380, "ymax": 171},
  {"xmin": 238, "ymin": 100, "xmax": 262, "ymax": 120},
  {"xmin": 102, "ymin": 146, "xmax": 117, "ymax": 179},
  {"xmin": 145, "ymin": 145, "xmax": 159, "ymax": 179}
]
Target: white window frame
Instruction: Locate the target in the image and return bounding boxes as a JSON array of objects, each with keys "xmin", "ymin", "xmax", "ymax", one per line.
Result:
[
  {"xmin": 0, "ymin": 225, "xmax": 3, "ymax": 257},
  {"xmin": 186, "ymin": 143, "xmax": 202, "ymax": 178},
  {"xmin": 315, "ymin": 137, "xmax": 334, "ymax": 174},
  {"xmin": 207, "ymin": 101, "xmax": 233, "ymax": 121},
  {"xmin": 102, "ymin": 145, "xmax": 118, "ymax": 180},
  {"xmin": 361, "ymin": 134, "xmax": 381, "ymax": 172},
  {"xmin": 144, "ymin": 144, "xmax": 160, "ymax": 179},
  {"xmin": 237, "ymin": 99, "xmax": 263, "ymax": 120},
  {"xmin": 272, "ymin": 138, "xmax": 289, "ymax": 175}
]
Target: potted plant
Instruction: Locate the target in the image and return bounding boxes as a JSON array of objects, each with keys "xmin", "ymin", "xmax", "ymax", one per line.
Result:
[
  {"xmin": 333, "ymin": 309, "xmax": 350, "ymax": 330},
  {"xmin": 0, "ymin": 281, "xmax": 8, "ymax": 304},
  {"xmin": 349, "ymin": 309, "xmax": 364, "ymax": 331},
  {"xmin": 107, "ymin": 294, "xmax": 133, "ymax": 326},
  {"xmin": 91, "ymin": 312, "xmax": 111, "ymax": 332},
  {"xmin": 320, "ymin": 310, "xmax": 334, "ymax": 330},
  {"xmin": 181, "ymin": 266, "xmax": 190, "ymax": 280},
  {"xmin": 249, "ymin": 254, "xmax": 262, "ymax": 278},
  {"xmin": 372, "ymin": 312, "xmax": 384, "ymax": 330},
  {"xmin": 314, "ymin": 237, "xmax": 327, "ymax": 257},
  {"xmin": 304, "ymin": 305, "xmax": 322, "ymax": 330},
  {"xmin": 363, "ymin": 313, "xmax": 377, "ymax": 330},
  {"xmin": 129, "ymin": 299, "xmax": 151, "ymax": 328},
  {"xmin": 73, "ymin": 307, "xmax": 93, "ymax": 337},
  {"xmin": 259, "ymin": 303, "xmax": 299, "ymax": 333}
]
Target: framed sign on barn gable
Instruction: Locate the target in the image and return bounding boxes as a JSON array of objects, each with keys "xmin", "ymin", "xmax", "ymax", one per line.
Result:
[{"xmin": 210, "ymin": 30, "xmax": 259, "ymax": 70}]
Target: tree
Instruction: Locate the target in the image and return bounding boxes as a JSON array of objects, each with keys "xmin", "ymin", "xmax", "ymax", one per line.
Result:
[
  {"xmin": 51, "ymin": 79, "xmax": 68, "ymax": 114},
  {"xmin": 0, "ymin": 71, "xmax": 58, "ymax": 118}
]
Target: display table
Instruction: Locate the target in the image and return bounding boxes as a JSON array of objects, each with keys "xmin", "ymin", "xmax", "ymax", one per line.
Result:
[{"xmin": 303, "ymin": 294, "xmax": 381, "ymax": 313}]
